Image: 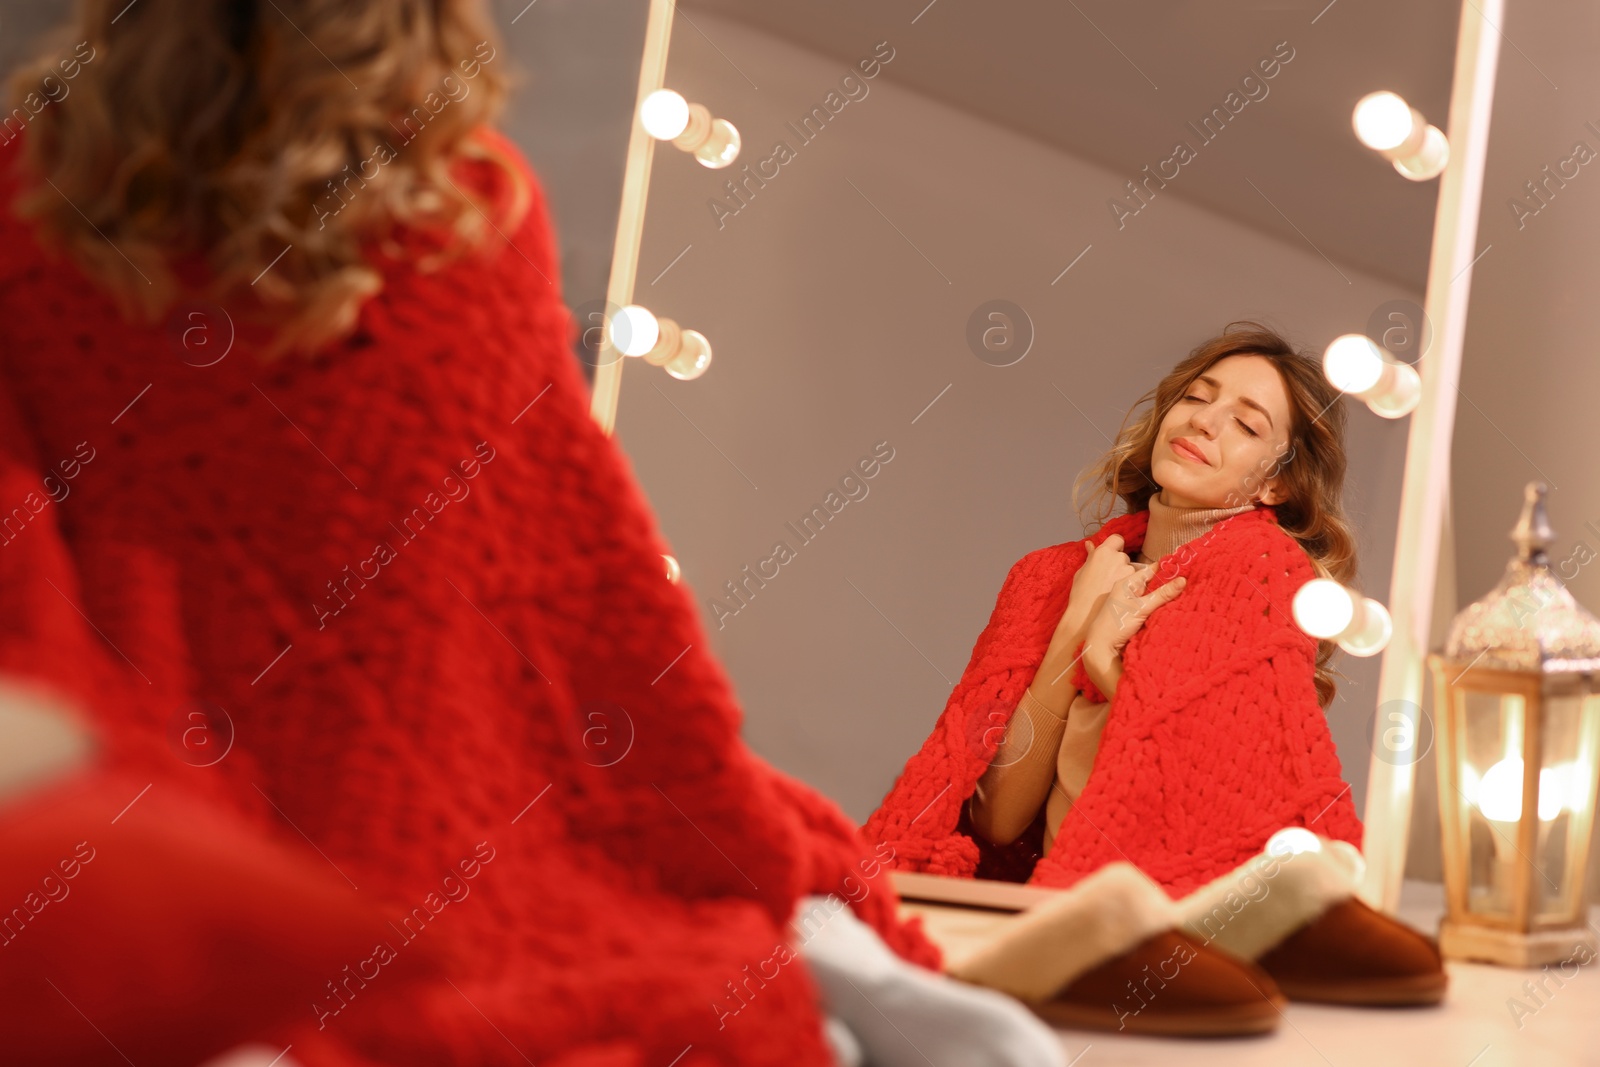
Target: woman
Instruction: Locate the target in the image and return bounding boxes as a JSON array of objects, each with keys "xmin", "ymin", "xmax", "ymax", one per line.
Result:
[
  {"xmin": 0, "ymin": 4, "xmax": 959, "ymax": 1065},
  {"xmin": 863, "ymin": 324, "xmax": 1364, "ymax": 895}
]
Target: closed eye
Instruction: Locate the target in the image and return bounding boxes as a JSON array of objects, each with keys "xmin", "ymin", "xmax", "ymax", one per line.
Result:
[{"xmin": 1183, "ymin": 394, "xmax": 1261, "ymax": 438}]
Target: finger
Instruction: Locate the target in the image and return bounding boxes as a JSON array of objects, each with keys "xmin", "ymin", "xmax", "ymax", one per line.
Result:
[
  {"xmin": 1107, "ymin": 596, "xmax": 1145, "ymax": 634},
  {"xmin": 1140, "ymin": 577, "xmax": 1188, "ymax": 611},
  {"xmin": 1110, "ymin": 577, "xmax": 1185, "ymax": 628}
]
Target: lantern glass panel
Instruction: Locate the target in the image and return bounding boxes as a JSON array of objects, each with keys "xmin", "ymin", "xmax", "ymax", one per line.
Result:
[
  {"xmin": 1532, "ymin": 691, "xmax": 1586, "ymax": 921},
  {"xmin": 1457, "ymin": 689, "xmax": 1524, "ymax": 918},
  {"xmin": 1455, "ymin": 688, "xmax": 1594, "ymax": 924},
  {"xmin": 1555, "ymin": 692, "xmax": 1600, "ymax": 925}
]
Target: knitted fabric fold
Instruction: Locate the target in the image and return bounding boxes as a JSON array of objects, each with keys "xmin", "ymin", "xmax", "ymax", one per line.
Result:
[{"xmin": 861, "ymin": 505, "xmax": 1363, "ymax": 897}]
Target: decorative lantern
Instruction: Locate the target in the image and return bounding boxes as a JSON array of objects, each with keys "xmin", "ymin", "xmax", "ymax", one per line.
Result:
[{"xmin": 1428, "ymin": 481, "xmax": 1600, "ymax": 966}]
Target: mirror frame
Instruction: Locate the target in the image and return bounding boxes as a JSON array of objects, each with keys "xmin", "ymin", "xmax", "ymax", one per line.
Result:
[
  {"xmin": 588, "ymin": 0, "xmax": 678, "ymax": 436},
  {"xmin": 1357, "ymin": 0, "xmax": 1504, "ymax": 914}
]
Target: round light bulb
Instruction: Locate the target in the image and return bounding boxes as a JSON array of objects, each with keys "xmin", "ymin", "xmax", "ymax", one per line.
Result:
[
  {"xmin": 640, "ymin": 89, "xmax": 691, "ymax": 140},
  {"xmin": 1541, "ymin": 767, "xmax": 1567, "ymax": 821},
  {"xmin": 1366, "ymin": 361, "xmax": 1422, "ymax": 419},
  {"xmin": 1393, "ymin": 124, "xmax": 1449, "ymax": 181},
  {"xmin": 1338, "ymin": 597, "xmax": 1392, "ymax": 656},
  {"xmin": 664, "ymin": 329, "xmax": 713, "ymax": 380},
  {"xmin": 1293, "ymin": 578, "xmax": 1356, "ymax": 639},
  {"xmin": 1266, "ymin": 826, "xmax": 1324, "ymax": 857},
  {"xmin": 610, "ymin": 305, "xmax": 660, "ymax": 357},
  {"xmin": 694, "ymin": 118, "xmax": 742, "ymax": 169},
  {"xmin": 1324, "ymin": 334, "xmax": 1385, "ymax": 394},
  {"xmin": 1477, "ymin": 758, "xmax": 1564, "ymax": 822},
  {"xmin": 1353, "ymin": 91, "xmax": 1416, "ymax": 151}
]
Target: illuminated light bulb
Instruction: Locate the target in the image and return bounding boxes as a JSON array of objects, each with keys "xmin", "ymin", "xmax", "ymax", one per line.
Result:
[
  {"xmin": 610, "ymin": 305, "xmax": 660, "ymax": 357},
  {"xmin": 1393, "ymin": 124, "xmax": 1449, "ymax": 181},
  {"xmin": 1352, "ymin": 91, "xmax": 1449, "ymax": 182},
  {"xmin": 1353, "ymin": 91, "xmax": 1416, "ymax": 150},
  {"xmin": 1266, "ymin": 827, "xmax": 1324, "ymax": 857},
  {"xmin": 1324, "ymin": 334, "xmax": 1385, "ymax": 394},
  {"xmin": 1364, "ymin": 363, "xmax": 1422, "ymax": 419},
  {"xmin": 1474, "ymin": 757, "xmax": 1573, "ymax": 911},
  {"xmin": 1292, "ymin": 578, "xmax": 1392, "ymax": 656},
  {"xmin": 1337, "ymin": 596, "xmax": 1392, "ymax": 657},
  {"xmin": 693, "ymin": 119, "xmax": 741, "ymax": 169},
  {"xmin": 1544, "ymin": 762, "xmax": 1579, "ymax": 814},
  {"xmin": 615, "ymin": 314, "xmax": 715, "ymax": 381},
  {"xmin": 663, "ymin": 329, "xmax": 713, "ymax": 381},
  {"xmin": 1293, "ymin": 579, "xmax": 1356, "ymax": 638},
  {"xmin": 1322, "ymin": 333, "xmax": 1422, "ymax": 419},
  {"xmin": 1477, "ymin": 757, "xmax": 1566, "ymax": 822},
  {"xmin": 640, "ymin": 89, "xmax": 691, "ymax": 140},
  {"xmin": 663, "ymin": 554, "xmax": 681, "ymax": 583},
  {"xmin": 653, "ymin": 99, "xmax": 742, "ymax": 169}
]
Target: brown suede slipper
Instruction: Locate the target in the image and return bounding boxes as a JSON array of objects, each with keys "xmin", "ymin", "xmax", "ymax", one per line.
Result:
[
  {"xmin": 944, "ymin": 862, "xmax": 1285, "ymax": 1038},
  {"xmin": 1177, "ymin": 832, "xmax": 1448, "ymax": 1008},
  {"xmin": 1030, "ymin": 929, "xmax": 1286, "ymax": 1036},
  {"xmin": 1255, "ymin": 897, "xmax": 1447, "ymax": 1006}
]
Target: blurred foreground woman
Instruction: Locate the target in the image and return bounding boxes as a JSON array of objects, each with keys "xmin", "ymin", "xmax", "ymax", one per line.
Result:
[{"xmin": 0, "ymin": 3, "xmax": 989, "ymax": 1064}]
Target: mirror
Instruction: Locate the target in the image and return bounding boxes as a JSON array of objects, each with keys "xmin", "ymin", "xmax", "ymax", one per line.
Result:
[{"xmin": 600, "ymin": 0, "xmax": 1475, "ymax": 895}]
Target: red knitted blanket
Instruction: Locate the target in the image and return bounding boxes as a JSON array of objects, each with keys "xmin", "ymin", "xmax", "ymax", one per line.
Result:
[
  {"xmin": 0, "ymin": 127, "xmax": 938, "ymax": 1067},
  {"xmin": 862, "ymin": 505, "xmax": 1363, "ymax": 896}
]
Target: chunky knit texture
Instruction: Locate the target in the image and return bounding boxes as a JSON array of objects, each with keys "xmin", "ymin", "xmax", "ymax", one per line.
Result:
[
  {"xmin": 0, "ymin": 126, "xmax": 938, "ymax": 1067},
  {"xmin": 862, "ymin": 504, "xmax": 1363, "ymax": 896}
]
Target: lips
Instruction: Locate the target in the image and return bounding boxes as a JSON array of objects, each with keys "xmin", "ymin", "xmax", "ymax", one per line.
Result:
[{"xmin": 1171, "ymin": 437, "xmax": 1209, "ymax": 466}]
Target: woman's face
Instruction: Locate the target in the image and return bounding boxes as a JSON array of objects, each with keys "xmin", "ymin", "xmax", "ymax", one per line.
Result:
[{"xmin": 1152, "ymin": 354, "xmax": 1294, "ymax": 509}]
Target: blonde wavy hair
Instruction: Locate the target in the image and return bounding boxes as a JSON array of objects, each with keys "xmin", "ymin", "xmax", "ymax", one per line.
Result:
[
  {"xmin": 1072, "ymin": 321, "xmax": 1359, "ymax": 709},
  {"xmin": 3, "ymin": 0, "xmax": 529, "ymax": 361}
]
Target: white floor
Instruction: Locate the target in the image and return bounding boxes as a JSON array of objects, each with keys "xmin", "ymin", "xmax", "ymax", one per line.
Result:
[{"xmin": 901, "ymin": 881, "xmax": 1600, "ymax": 1067}]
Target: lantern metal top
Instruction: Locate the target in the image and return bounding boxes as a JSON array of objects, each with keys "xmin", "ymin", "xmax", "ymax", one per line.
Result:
[{"xmin": 1441, "ymin": 481, "xmax": 1600, "ymax": 675}]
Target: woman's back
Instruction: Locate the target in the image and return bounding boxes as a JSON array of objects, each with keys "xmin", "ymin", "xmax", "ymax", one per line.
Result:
[
  {"xmin": 0, "ymin": 114, "xmax": 892, "ymax": 1066},
  {"xmin": 0, "ymin": 125, "xmax": 565, "ymax": 845}
]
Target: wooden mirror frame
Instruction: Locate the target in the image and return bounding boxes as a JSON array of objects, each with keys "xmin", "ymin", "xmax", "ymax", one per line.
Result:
[{"xmin": 1357, "ymin": 0, "xmax": 1503, "ymax": 914}]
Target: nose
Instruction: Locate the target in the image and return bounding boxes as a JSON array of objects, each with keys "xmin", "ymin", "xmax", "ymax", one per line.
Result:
[{"xmin": 1188, "ymin": 402, "xmax": 1219, "ymax": 437}]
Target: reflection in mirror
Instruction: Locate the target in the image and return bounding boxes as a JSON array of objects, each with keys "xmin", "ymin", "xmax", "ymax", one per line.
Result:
[
  {"xmin": 861, "ymin": 329, "xmax": 1369, "ymax": 895},
  {"xmin": 618, "ymin": 1, "xmax": 1463, "ymax": 891}
]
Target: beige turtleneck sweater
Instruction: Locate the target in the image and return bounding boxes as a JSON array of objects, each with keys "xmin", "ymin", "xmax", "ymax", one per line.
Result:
[{"xmin": 967, "ymin": 494, "xmax": 1259, "ymax": 855}]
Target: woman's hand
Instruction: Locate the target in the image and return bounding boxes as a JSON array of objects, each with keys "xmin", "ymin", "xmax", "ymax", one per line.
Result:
[
  {"xmin": 1040, "ymin": 534, "xmax": 1138, "ymax": 669},
  {"xmin": 1030, "ymin": 535, "xmax": 1139, "ymax": 708},
  {"xmin": 1081, "ymin": 563, "xmax": 1187, "ymax": 701},
  {"xmin": 1068, "ymin": 534, "xmax": 1139, "ymax": 628},
  {"xmin": 1030, "ymin": 531, "xmax": 1145, "ymax": 710}
]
